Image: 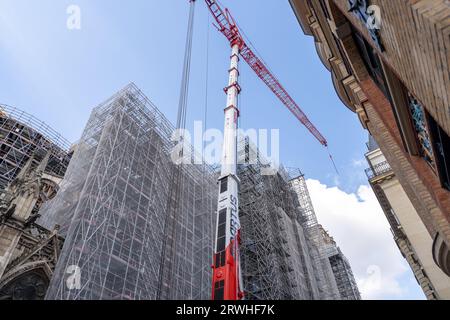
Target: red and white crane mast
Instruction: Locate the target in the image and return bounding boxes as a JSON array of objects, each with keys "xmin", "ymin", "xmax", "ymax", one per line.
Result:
[
  {"xmin": 206, "ymin": 1, "xmax": 245, "ymax": 301},
  {"xmin": 200, "ymin": 0, "xmax": 329, "ymax": 300}
]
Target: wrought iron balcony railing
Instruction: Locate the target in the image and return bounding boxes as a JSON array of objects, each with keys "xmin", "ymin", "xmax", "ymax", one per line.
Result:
[{"xmin": 365, "ymin": 160, "xmax": 393, "ymax": 180}]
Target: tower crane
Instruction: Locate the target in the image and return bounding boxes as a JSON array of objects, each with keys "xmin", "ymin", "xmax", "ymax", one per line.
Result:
[{"xmin": 190, "ymin": 0, "xmax": 330, "ymax": 300}]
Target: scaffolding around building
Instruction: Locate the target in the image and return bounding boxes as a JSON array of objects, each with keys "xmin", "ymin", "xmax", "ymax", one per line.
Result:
[
  {"xmin": 288, "ymin": 169, "xmax": 341, "ymax": 300},
  {"xmin": 40, "ymin": 84, "xmax": 216, "ymax": 300},
  {"xmin": 37, "ymin": 83, "xmax": 360, "ymax": 301},
  {"xmin": 318, "ymin": 225, "xmax": 361, "ymax": 300},
  {"xmin": 237, "ymin": 137, "xmax": 343, "ymax": 300},
  {"xmin": 0, "ymin": 104, "xmax": 71, "ymax": 190},
  {"xmin": 0, "ymin": 104, "xmax": 72, "ymax": 300}
]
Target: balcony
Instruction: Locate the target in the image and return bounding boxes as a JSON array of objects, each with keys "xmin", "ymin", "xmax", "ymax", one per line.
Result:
[
  {"xmin": 365, "ymin": 160, "xmax": 393, "ymax": 180},
  {"xmin": 433, "ymin": 232, "xmax": 450, "ymax": 277}
]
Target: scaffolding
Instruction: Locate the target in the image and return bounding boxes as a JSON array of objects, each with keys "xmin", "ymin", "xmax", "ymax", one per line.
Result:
[
  {"xmin": 288, "ymin": 170, "xmax": 341, "ymax": 300},
  {"xmin": 237, "ymin": 137, "xmax": 336, "ymax": 300},
  {"xmin": 35, "ymin": 83, "xmax": 360, "ymax": 300},
  {"xmin": 319, "ymin": 226, "xmax": 361, "ymax": 300},
  {"xmin": 0, "ymin": 105, "xmax": 71, "ymax": 190},
  {"xmin": 328, "ymin": 250, "xmax": 361, "ymax": 300},
  {"xmin": 40, "ymin": 84, "xmax": 216, "ymax": 300},
  {"xmin": 237, "ymin": 149, "xmax": 289, "ymax": 299}
]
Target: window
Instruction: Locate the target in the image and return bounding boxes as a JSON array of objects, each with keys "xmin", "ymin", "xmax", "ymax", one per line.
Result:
[
  {"xmin": 408, "ymin": 95, "xmax": 435, "ymax": 169},
  {"xmin": 215, "ymin": 209, "xmax": 227, "ymax": 268},
  {"xmin": 379, "ymin": 60, "xmax": 421, "ymax": 156},
  {"xmin": 220, "ymin": 177, "xmax": 228, "ymax": 193},
  {"xmin": 428, "ymin": 114, "xmax": 450, "ymax": 191},
  {"xmin": 214, "ymin": 250, "xmax": 226, "ymax": 269},
  {"xmin": 334, "ymin": 34, "xmax": 352, "ymax": 75},
  {"xmin": 406, "ymin": 93, "xmax": 450, "ymax": 191},
  {"xmin": 319, "ymin": 0, "xmax": 331, "ymax": 20},
  {"xmin": 216, "ymin": 209, "xmax": 227, "ymax": 253},
  {"xmin": 352, "ymin": 29, "xmax": 389, "ymax": 97},
  {"xmin": 214, "ymin": 280, "xmax": 225, "ymax": 300}
]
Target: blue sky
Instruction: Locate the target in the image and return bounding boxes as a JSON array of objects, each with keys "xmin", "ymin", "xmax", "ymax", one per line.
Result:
[{"xmin": 0, "ymin": 0, "xmax": 425, "ymax": 299}]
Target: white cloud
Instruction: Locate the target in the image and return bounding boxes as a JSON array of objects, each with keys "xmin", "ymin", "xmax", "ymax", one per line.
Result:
[
  {"xmin": 351, "ymin": 157, "xmax": 367, "ymax": 168},
  {"xmin": 306, "ymin": 179, "xmax": 421, "ymax": 300}
]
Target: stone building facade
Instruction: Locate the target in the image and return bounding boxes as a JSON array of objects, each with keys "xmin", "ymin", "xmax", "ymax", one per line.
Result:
[
  {"xmin": 289, "ymin": 0, "xmax": 450, "ymax": 282},
  {"xmin": 0, "ymin": 152, "xmax": 65, "ymax": 300},
  {"xmin": 0, "ymin": 106, "xmax": 71, "ymax": 300},
  {"xmin": 365, "ymin": 136, "xmax": 450, "ymax": 299}
]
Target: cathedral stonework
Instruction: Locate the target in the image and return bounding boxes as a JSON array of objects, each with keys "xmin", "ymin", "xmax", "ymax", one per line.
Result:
[{"xmin": 0, "ymin": 150, "xmax": 64, "ymax": 300}]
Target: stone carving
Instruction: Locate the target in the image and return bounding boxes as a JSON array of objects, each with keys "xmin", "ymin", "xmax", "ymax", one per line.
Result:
[
  {"xmin": 0, "ymin": 269, "xmax": 49, "ymax": 300},
  {"xmin": 0, "ymin": 149, "xmax": 64, "ymax": 300}
]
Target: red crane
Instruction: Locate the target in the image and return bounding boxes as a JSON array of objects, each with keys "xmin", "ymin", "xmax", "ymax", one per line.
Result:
[
  {"xmin": 206, "ymin": 0, "xmax": 328, "ymax": 146},
  {"xmin": 199, "ymin": 0, "xmax": 329, "ymax": 300}
]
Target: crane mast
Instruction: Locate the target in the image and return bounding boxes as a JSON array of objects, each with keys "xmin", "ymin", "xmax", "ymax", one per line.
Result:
[
  {"xmin": 201, "ymin": 0, "xmax": 329, "ymax": 300},
  {"xmin": 211, "ymin": 41, "xmax": 244, "ymax": 301}
]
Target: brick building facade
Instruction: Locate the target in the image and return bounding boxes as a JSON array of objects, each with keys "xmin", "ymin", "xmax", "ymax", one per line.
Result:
[{"xmin": 289, "ymin": 0, "xmax": 450, "ymax": 281}]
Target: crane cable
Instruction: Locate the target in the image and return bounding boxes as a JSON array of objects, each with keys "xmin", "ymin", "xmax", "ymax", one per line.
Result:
[
  {"xmin": 203, "ymin": 7, "xmax": 215, "ymax": 260},
  {"xmin": 327, "ymin": 146, "xmax": 340, "ymax": 176},
  {"xmin": 203, "ymin": 10, "xmax": 210, "ymax": 162},
  {"xmin": 177, "ymin": 0, "xmax": 196, "ymax": 133},
  {"xmin": 157, "ymin": 0, "xmax": 196, "ymax": 299}
]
